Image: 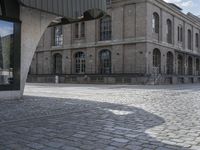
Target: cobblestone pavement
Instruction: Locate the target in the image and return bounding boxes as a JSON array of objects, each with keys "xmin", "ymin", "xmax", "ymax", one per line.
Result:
[{"xmin": 0, "ymin": 83, "xmax": 200, "ymax": 150}]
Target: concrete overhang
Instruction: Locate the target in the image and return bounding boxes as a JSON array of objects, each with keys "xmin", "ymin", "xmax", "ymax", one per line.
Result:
[{"xmin": 18, "ymin": 0, "xmax": 107, "ymax": 26}]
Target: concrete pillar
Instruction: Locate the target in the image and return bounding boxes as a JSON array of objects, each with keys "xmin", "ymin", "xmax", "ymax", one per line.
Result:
[{"xmin": 20, "ymin": 7, "xmax": 56, "ymax": 97}]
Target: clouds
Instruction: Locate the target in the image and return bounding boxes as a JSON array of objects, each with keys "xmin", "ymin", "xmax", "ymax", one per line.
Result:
[{"xmin": 164, "ymin": 0, "xmax": 193, "ymax": 7}]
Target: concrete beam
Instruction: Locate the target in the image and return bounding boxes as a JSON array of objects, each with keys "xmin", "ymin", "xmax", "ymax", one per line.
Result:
[{"xmin": 20, "ymin": 6, "xmax": 57, "ymax": 97}]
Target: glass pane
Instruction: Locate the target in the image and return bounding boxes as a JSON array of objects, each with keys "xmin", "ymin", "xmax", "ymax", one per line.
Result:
[{"xmin": 0, "ymin": 20, "xmax": 14, "ymax": 85}]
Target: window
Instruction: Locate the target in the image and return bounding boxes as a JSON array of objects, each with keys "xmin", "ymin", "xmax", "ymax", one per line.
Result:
[
  {"xmin": 53, "ymin": 53, "xmax": 62, "ymax": 74},
  {"xmin": 188, "ymin": 29, "xmax": 192, "ymax": 50},
  {"xmin": 177, "ymin": 55, "xmax": 184, "ymax": 75},
  {"xmin": 75, "ymin": 52, "xmax": 85, "ymax": 74},
  {"xmin": 177, "ymin": 25, "xmax": 183, "ymax": 42},
  {"xmin": 0, "ymin": 20, "xmax": 14, "ymax": 85},
  {"xmin": 100, "ymin": 16, "xmax": 112, "ymax": 41},
  {"xmin": 196, "ymin": 33, "xmax": 199, "ymax": 48},
  {"xmin": 167, "ymin": 19, "xmax": 172, "ymax": 44},
  {"xmin": 106, "ymin": 0, "xmax": 111, "ymax": 5},
  {"xmin": 188, "ymin": 56, "xmax": 193, "ymax": 75},
  {"xmin": 74, "ymin": 23, "xmax": 79, "ymax": 38},
  {"xmin": 166, "ymin": 52, "xmax": 174, "ymax": 75},
  {"xmin": 152, "ymin": 12, "xmax": 159, "ymax": 34},
  {"xmin": 81, "ymin": 22, "xmax": 85, "ymax": 38},
  {"xmin": 54, "ymin": 26, "xmax": 63, "ymax": 46},
  {"xmin": 99, "ymin": 49, "xmax": 111, "ymax": 74},
  {"xmin": 153, "ymin": 49, "xmax": 161, "ymax": 74}
]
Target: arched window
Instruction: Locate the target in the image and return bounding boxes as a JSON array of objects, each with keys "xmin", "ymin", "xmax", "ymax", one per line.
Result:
[
  {"xmin": 167, "ymin": 19, "xmax": 172, "ymax": 44},
  {"xmin": 195, "ymin": 33, "xmax": 199, "ymax": 48},
  {"xmin": 100, "ymin": 16, "xmax": 112, "ymax": 41},
  {"xmin": 75, "ymin": 52, "xmax": 86, "ymax": 74},
  {"xmin": 53, "ymin": 53, "xmax": 62, "ymax": 74},
  {"xmin": 99, "ymin": 49, "xmax": 111, "ymax": 74},
  {"xmin": 166, "ymin": 52, "xmax": 174, "ymax": 75},
  {"xmin": 177, "ymin": 55, "xmax": 184, "ymax": 75},
  {"xmin": 153, "ymin": 49, "xmax": 161, "ymax": 74},
  {"xmin": 196, "ymin": 58, "xmax": 199, "ymax": 73},
  {"xmin": 188, "ymin": 56, "xmax": 193, "ymax": 75},
  {"xmin": 177, "ymin": 25, "xmax": 183, "ymax": 42},
  {"xmin": 188, "ymin": 29, "xmax": 192, "ymax": 50},
  {"xmin": 152, "ymin": 12, "xmax": 159, "ymax": 34}
]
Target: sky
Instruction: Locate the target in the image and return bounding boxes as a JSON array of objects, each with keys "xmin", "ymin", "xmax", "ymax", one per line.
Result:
[
  {"xmin": 0, "ymin": 20, "xmax": 13, "ymax": 37},
  {"xmin": 164, "ymin": 0, "xmax": 200, "ymax": 16}
]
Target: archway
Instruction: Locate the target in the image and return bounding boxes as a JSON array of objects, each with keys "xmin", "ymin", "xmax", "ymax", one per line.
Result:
[
  {"xmin": 75, "ymin": 52, "xmax": 86, "ymax": 74},
  {"xmin": 177, "ymin": 55, "xmax": 184, "ymax": 75},
  {"xmin": 188, "ymin": 56, "xmax": 193, "ymax": 75},
  {"xmin": 153, "ymin": 49, "xmax": 161, "ymax": 74},
  {"xmin": 166, "ymin": 52, "xmax": 174, "ymax": 75}
]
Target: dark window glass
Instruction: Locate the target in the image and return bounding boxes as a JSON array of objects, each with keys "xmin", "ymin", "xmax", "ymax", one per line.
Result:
[
  {"xmin": 0, "ymin": 20, "xmax": 14, "ymax": 85},
  {"xmin": 152, "ymin": 12, "xmax": 159, "ymax": 34},
  {"xmin": 99, "ymin": 50, "xmax": 111, "ymax": 74},
  {"xmin": 196, "ymin": 33, "xmax": 199, "ymax": 48},
  {"xmin": 153, "ymin": 49, "xmax": 161, "ymax": 74},
  {"xmin": 81, "ymin": 22, "xmax": 85, "ymax": 38},
  {"xmin": 167, "ymin": 19, "xmax": 172, "ymax": 44},
  {"xmin": 196, "ymin": 59, "xmax": 199, "ymax": 72},
  {"xmin": 188, "ymin": 29, "xmax": 192, "ymax": 50},
  {"xmin": 74, "ymin": 23, "xmax": 79, "ymax": 38},
  {"xmin": 100, "ymin": 16, "xmax": 112, "ymax": 41},
  {"xmin": 54, "ymin": 26, "xmax": 63, "ymax": 46},
  {"xmin": 106, "ymin": 0, "xmax": 111, "ymax": 5},
  {"xmin": 54, "ymin": 53, "xmax": 62, "ymax": 74},
  {"xmin": 188, "ymin": 56, "xmax": 193, "ymax": 75},
  {"xmin": 166, "ymin": 52, "xmax": 174, "ymax": 75},
  {"xmin": 178, "ymin": 25, "xmax": 183, "ymax": 42},
  {"xmin": 177, "ymin": 55, "xmax": 184, "ymax": 75}
]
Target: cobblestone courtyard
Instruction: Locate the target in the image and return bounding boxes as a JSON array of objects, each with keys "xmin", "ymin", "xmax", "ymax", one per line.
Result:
[{"xmin": 1, "ymin": 83, "xmax": 200, "ymax": 150}]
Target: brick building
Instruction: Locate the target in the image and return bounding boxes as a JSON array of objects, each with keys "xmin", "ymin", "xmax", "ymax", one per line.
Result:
[{"xmin": 28, "ymin": 0, "xmax": 200, "ymax": 84}]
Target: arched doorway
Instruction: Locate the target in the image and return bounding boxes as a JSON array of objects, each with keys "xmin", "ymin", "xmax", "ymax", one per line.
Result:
[
  {"xmin": 53, "ymin": 53, "xmax": 62, "ymax": 74},
  {"xmin": 177, "ymin": 55, "xmax": 184, "ymax": 75},
  {"xmin": 75, "ymin": 52, "xmax": 86, "ymax": 74},
  {"xmin": 99, "ymin": 49, "xmax": 111, "ymax": 74},
  {"xmin": 166, "ymin": 52, "xmax": 174, "ymax": 75},
  {"xmin": 188, "ymin": 56, "xmax": 193, "ymax": 75},
  {"xmin": 153, "ymin": 49, "xmax": 161, "ymax": 74},
  {"xmin": 196, "ymin": 58, "xmax": 200, "ymax": 75}
]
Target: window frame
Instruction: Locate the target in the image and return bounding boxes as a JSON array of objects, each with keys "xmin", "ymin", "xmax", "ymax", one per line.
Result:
[
  {"xmin": 0, "ymin": 16, "xmax": 21, "ymax": 91},
  {"xmin": 54, "ymin": 26, "xmax": 63, "ymax": 46},
  {"xmin": 99, "ymin": 16, "xmax": 112, "ymax": 41},
  {"xmin": 99, "ymin": 49, "xmax": 112, "ymax": 74}
]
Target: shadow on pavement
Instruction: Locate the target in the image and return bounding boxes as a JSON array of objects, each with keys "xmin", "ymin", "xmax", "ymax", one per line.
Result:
[{"xmin": 0, "ymin": 95, "xmax": 190, "ymax": 150}]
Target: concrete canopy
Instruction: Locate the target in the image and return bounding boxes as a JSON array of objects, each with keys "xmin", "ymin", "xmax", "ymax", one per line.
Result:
[
  {"xmin": 0, "ymin": 0, "xmax": 107, "ymax": 99},
  {"xmin": 18, "ymin": 0, "xmax": 107, "ymax": 25}
]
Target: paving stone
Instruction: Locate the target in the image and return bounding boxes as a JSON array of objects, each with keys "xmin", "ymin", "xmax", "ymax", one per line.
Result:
[
  {"xmin": 0, "ymin": 83, "xmax": 200, "ymax": 150},
  {"xmin": 112, "ymin": 138, "xmax": 129, "ymax": 143}
]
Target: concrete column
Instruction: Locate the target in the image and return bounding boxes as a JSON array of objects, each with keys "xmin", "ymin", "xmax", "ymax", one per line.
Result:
[{"xmin": 20, "ymin": 6, "xmax": 56, "ymax": 96}]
